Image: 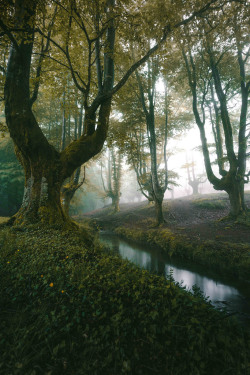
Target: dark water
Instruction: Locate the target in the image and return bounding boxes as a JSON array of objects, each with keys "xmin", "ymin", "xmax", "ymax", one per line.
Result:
[{"xmin": 99, "ymin": 231, "xmax": 250, "ymax": 326}]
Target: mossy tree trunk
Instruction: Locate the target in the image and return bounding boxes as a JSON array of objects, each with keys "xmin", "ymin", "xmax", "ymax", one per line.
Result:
[
  {"xmin": 61, "ymin": 99, "xmax": 85, "ymax": 216},
  {"xmin": 226, "ymin": 179, "xmax": 245, "ymax": 217},
  {"xmin": 15, "ymin": 154, "xmax": 67, "ymax": 225},
  {"xmin": 182, "ymin": 33, "xmax": 249, "ymax": 218},
  {"xmin": 111, "ymin": 196, "xmax": 120, "ymax": 213},
  {"xmin": 154, "ymin": 197, "xmax": 164, "ymax": 225},
  {"xmin": 4, "ymin": 0, "xmax": 112, "ymax": 226},
  {"xmin": 61, "ymin": 167, "xmax": 85, "ymax": 216},
  {"xmin": 3, "ymin": 0, "xmax": 218, "ymax": 226}
]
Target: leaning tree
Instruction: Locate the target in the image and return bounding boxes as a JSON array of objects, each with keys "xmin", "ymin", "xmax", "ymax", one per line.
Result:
[{"xmin": 1, "ymin": 0, "xmax": 233, "ymax": 226}]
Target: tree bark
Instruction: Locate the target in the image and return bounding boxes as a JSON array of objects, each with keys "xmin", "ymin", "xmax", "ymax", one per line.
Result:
[
  {"xmin": 14, "ymin": 152, "xmax": 67, "ymax": 225},
  {"xmin": 112, "ymin": 196, "xmax": 120, "ymax": 213},
  {"xmin": 227, "ymin": 181, "xmax": 244, "ymax": 217},
  {"xmin": 3, "ymin": 0, "xmax": 221, "ymax": 226},
  {"xmin": 155, "ymin": 197, "xmax": 164, "ymax": 225},
  {"xmin": 135, "ymin": 61, "xmax": 166, "ymax": 225},
  {"xmin": 61, "ymin": 167, "xmax": 85, "ymax": 216},
  {"xmin": 189, "ymin": 180, "xmax": 199, "ymax": 195},
  {"xmin": 4, "ymin": 2, "xmax": 68, "ymax": 225},
  {"xmin": 4, "ymin": 0, "xmax": 112, "ymax": 227},
  {"xmin": 182, "ymin": 45, "xmax": 248, "ymax": 218}
]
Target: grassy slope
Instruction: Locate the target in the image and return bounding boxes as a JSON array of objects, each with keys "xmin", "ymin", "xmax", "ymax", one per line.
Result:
[
  {"xmin": 115, "ymin": 225, "xmax": 250, "ymax": 282},
  {"xmin": 0, "ymin": 224, "xmax": 249, "ymax": 375},
  {"xmin": 81, "ymin": 193, "xmax": 250, "ymax": 282}
]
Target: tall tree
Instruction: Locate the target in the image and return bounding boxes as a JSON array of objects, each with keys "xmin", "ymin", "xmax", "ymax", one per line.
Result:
[
  {"xmin": 181, "ymin": 2, "xmax": 249, "ymax": 217},
  {"xmin": 100, "ymin": 147, "xmax": 122, "ymax": 212},
  {"xmin": 1, "ymin": 0, "xmax": 231, "ymax": 226},
  {"xmin": 117, "ymin": 66, "xmax": 188, "ymax": 223},
  {"xmin": 134, "ymin": 55, "xmax": 169, "ymax": 224}
]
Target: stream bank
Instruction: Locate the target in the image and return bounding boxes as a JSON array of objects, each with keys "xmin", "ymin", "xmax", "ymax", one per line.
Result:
[
  {"xmin": 99, "ymin": 231, "xmax": 250, "ymax": 328},
  {"xmin": 79, "ymin": 194, "xmax": 250, "ymax": 284},
  {"xmin": 115, "ymin": 226, "xmax": 250, "ymax": 283},
  {"xmin": 0, "ymin": 220, "xmax": 250, "ymax": 374}
]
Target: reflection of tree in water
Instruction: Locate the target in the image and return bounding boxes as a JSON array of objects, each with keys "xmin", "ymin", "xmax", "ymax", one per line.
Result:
[
  {"xmin": 151, "ymin": 256, "xmax": 165, "ymax": 275},
  {"xmin": 100, "ymin": 233, "xmax": 247, "ymax": 318},
  {"xmin": 100, "ymin": 234, "xmax": 250, "ymax": 325}
]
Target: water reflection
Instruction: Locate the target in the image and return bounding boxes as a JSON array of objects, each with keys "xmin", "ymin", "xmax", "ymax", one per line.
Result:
[{"xmin": 100, "ymin": 232, "xmax": 250, "ymax": 324}]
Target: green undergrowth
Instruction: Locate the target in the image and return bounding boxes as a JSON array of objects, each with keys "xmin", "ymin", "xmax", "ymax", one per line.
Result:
[
  {"xmin": 0, "ymin": 225, "xmax": 249, "ymax": 375},
  {"xmin": 192, "ymin": 198, "xmax": 228, "ymax": 210},
  {"xmin": 0, "ymin": 216, "xmax": 9, "ymax": 224},
  {"xmin": 235, "ymin": 210, "xmax": 250, "ymax": 228},
  {"xmin": 115, "ymin": 227, "xmax": 250, "ymax": 282}
]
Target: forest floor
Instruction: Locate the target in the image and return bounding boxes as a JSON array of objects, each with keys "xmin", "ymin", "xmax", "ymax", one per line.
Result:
[
  {"xmin": 0, "ymin": 195, "xmax": 250, "ymax": 373},
  {"xmin": 78, "ymin": 192, "xmax": 250, "ymax": 283},
  {"xmin": 79, "ymin": 192, "xmax": 250, "ymax": 245}
]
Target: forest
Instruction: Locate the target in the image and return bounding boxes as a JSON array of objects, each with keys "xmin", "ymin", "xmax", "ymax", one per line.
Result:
[{"xmin": 0, "ymin": 0, "xmax": 249, "ymax": 374}]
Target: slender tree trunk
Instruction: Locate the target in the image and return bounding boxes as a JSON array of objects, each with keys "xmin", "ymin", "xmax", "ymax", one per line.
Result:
[
  {"xmin": 171, "ymin": 189, "xmax": 174, "ymax": 200},
  {"xmin": 61, "ymin": 91, "xmax": 66, "ymax": 151}
]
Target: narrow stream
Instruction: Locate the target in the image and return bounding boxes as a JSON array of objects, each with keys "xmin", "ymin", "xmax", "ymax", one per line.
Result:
[{"xmin": 99, "ymin": 231, "xmax": 250, "ymax": 327}]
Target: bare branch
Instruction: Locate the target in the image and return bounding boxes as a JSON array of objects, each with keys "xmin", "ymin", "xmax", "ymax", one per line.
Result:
[
  {"xmin": 30, "ymin": 6, "xmax": 58, "ymax": 106},
  {"xmin": 0, "ymin": 18, "xmax": 19, "ymax": 50},
  {"xmin": 36, "ymin": 28, "xmax": 87, "ymax": 92}
]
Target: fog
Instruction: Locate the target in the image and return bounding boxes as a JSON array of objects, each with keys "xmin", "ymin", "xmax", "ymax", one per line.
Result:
[{"xmin": 71, "ymin": 123, "xmax": 250, "ymax": 214}]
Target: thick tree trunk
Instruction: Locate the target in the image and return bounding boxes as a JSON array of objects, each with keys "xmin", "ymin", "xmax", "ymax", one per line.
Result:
[
  {"xmin": 112, "ymin": 196, "xmax": 120, "ymax": 212},
  {"xmin": 189, "ymin": 180, "xmax": 199, "ymax": 195},
  {"xmin": 155, "ymin": 198, "xmax": 164, "ymax": 225},
  {"xmin": 227, "ymin": 181, "xmax": 245, "ymax": 217},
  {"xmin": 13, "ymin": 157, "xmax": 68, "ymax": 226},
  {"xmin": 4, "ymin": 0, "xmax": 114, "ymax": 228}
]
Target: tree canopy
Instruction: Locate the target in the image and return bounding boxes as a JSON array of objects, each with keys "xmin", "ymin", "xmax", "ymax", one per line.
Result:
[{"xmin": 0, "ymin": 0, "xmax": 248, "ymax": 225}]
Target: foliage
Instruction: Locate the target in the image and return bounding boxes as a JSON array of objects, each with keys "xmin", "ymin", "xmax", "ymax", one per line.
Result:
[
  {"xmin": 0, "ymin": 225, "xmax": 249, "ymax": 375},
  {"xmin": 0, "ymin": 137, "xmax": 24, "ymax": 216},
  {"xmin": 0, "ymin": 217, "xmax": 8, "ymax": 224}
]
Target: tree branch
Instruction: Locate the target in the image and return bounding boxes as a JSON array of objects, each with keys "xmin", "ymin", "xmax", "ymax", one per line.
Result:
[
  {"xmin": 0, "ymin": 18, "xmax": 19, "ymax": 50},
  {"xmin": 36, "ymin": 28, "xmax": 87, "ymax": 92},
  {"xmin": 30, "ymin": 6, "xmax": 58, "ymax": 106}
]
